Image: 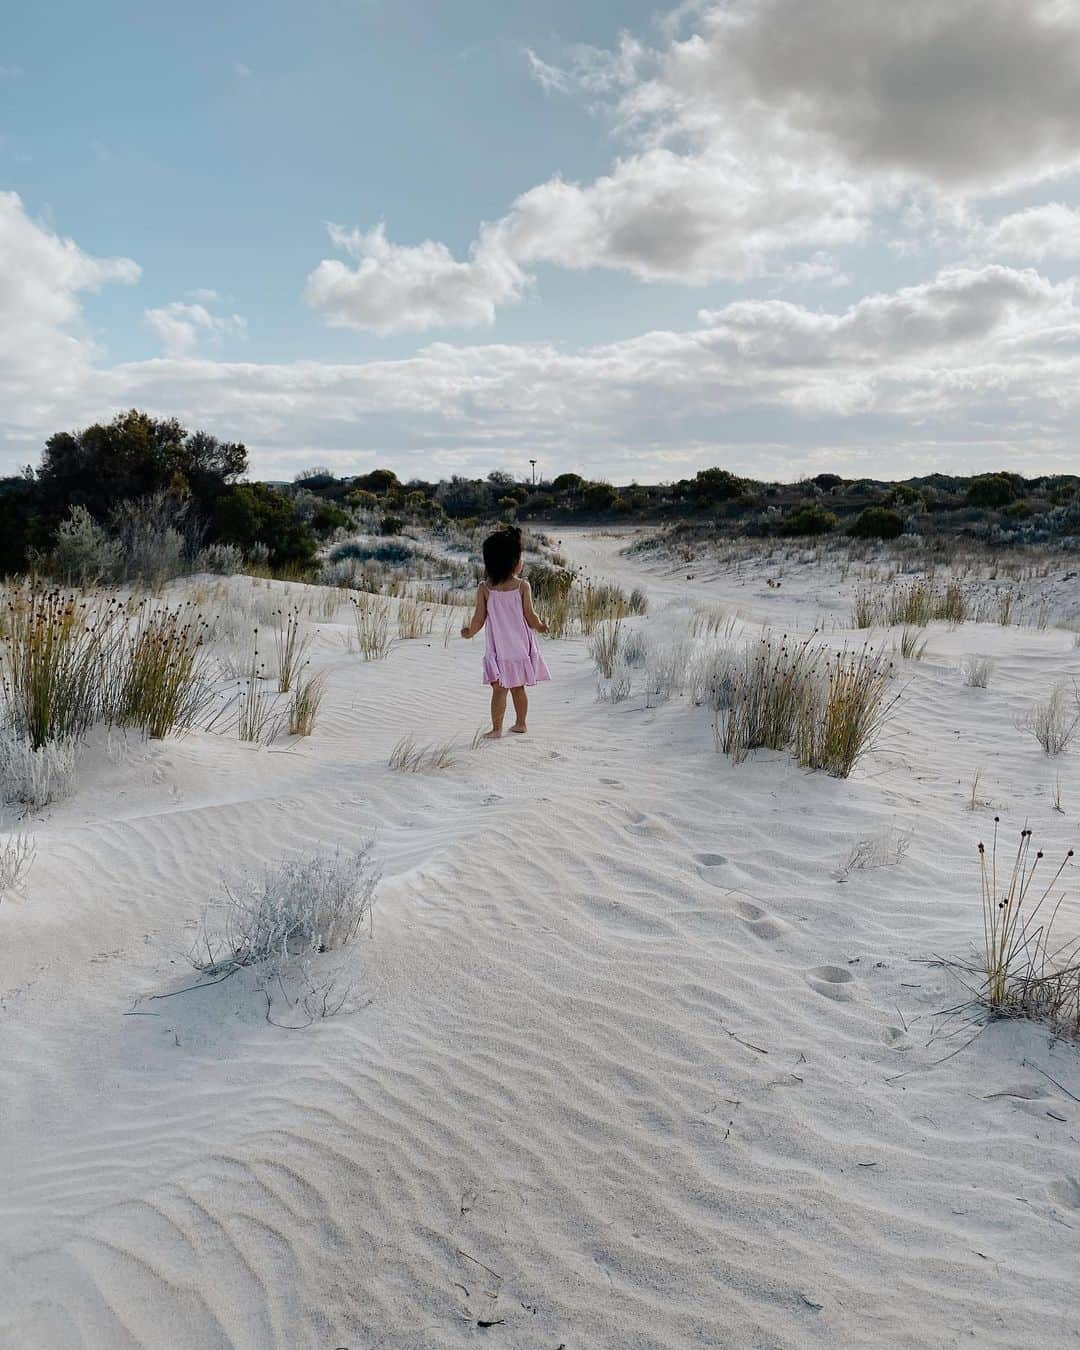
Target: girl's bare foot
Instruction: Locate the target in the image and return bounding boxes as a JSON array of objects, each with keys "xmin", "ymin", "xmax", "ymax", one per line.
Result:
[
  {"xmin": 482, "ymin": 728, "xmax": 503, "ymax": 740},
  {"xmin": 509, "ymin": 723, "xmax": 527, "ymax": 734}
]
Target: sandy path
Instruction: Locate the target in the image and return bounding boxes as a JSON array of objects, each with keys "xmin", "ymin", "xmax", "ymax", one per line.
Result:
[{"xmin": 2, "ymin": 531, "xmax": 1079, "ymax": 1348}]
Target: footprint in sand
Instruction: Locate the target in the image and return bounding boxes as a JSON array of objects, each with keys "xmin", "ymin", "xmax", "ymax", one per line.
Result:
[
  {"xmin": 695, "ymin": 853, "xmax": 728, "ymax": 868},
  {"xmin": 581, "ymin": 895, "xmax": 675, "ymax": 938},
  {"xmin": 1051, "ymin": 1176, "xmax": 1080, "ymax": 1209},
  {"xmin": 882, "ymin": 1025, "xmax": 911, "ymax": 1049},
  {"xmin": 806, "ymin": 965, "xmax": 857, "ymax": 1001},
  {"xmin": 734, "ymin": 900, "xmax": 785, "ymax": 940},
  {"xmin": 599, "ymin": 778, "xmax": 624, "ymax": 788},
  {"xmin": 626, "ymin": 815, "xmax": 673, "ymax": 839}
]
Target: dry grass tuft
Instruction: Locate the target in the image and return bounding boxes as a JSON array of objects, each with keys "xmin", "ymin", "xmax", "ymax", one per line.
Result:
[
  {"xmin": 0, "ymin": 734, "xmax": 78, "ymax": 809},
  {"xmin": 288, "ymin": 672, "xmax": 326, "ymax": 737},
  {"xmin": 389, "ymin": 734, "xmax": 457, "ymax": 772},
  {"xmin": 835, "ymin": 828, "xmax": 910, "ymax": 881},
  {"xmin": 0, "ymin": 832, "xmax": 35, "ymax": 894},
  {"xmin": 897, "ymin": 628, "xmax": 928, "ymax": 660},
  {"xmin": 961, "ymin": 654, "xmax": 993, "ymax": 688},
  {"xmin": 196, "ymin": 847, "xmax": 378, "ymax": 977},
  {"xmin": 1025, "ymin": 684, "xmax": 1078, "ymax": 756}
]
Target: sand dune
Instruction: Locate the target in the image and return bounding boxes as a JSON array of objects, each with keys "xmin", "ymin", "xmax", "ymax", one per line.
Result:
[{"xmin": 3, "ymin": 529, "xmax": 1079, "ymax": 1348}]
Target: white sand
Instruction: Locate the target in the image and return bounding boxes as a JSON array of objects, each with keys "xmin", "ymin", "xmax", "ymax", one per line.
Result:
[{"xmin": 2, "ymin": 530, "xmax": 1080, "ymax": 1348}]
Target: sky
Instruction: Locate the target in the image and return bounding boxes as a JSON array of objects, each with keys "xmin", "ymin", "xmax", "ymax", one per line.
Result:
[{"xmin": 4, "ymin": 0, "xmax": 1080, "ymax": 484}]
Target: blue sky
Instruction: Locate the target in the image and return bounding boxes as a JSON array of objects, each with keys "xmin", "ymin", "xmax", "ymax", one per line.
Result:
[{"xmin": 4, "ymin": 0, "xmax": 1080, "ymax": 482}]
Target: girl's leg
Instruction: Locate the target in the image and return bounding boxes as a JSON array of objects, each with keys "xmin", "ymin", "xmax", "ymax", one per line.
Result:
[
  {"xmin": 484, "ymin": 684, "xmax": 508, "ymax": 738},
  {"xmin": 509, "ymin": 685, "xmax": 528, "ymax": 732}
]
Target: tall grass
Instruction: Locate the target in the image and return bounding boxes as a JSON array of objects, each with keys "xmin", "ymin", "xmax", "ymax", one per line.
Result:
[
  {"xmin": 397, "ymin": 598, "xmax": 434, "ymax": 640},
  {"xmin": 852, "ymin": 579, "xmax": 971, "ymax": 629},
  {"xmin": 112, "ymin": 603, "xmax": 214, "ymax": 738},
  {"xmin": 644, "ymin": 637, "xmax": 691, "ymax": 706},
  {"xmin": 0, "ymin": 590, "xmax": 118, "ymax": 747},
  {"xmin": 526, "ymin": 565, "xmax": 640, "ymax": 639},
  {"xmin": 351, "ymin": 594, "xmax": 391, "ymax": 659},
  {"xmin": 973, "ymin": 822, "xmax": 1079, "ymax": 1037},
  {"xmin": 587, "ymin": 618, "xmax": 623, "ymax": 678},
  {"xmin": 796, "ymin": 648, "xmax": 894, "ymax": 778},
  {"xmin": 236, "ymin": 635, "xmax": 283, "ymax": 744},
  {"xmin": 273, "ymin": 607, "xmax": 311, "ymax": 693},
  {"xmin": 578, "ymin": 582, "xmax": 632, "ymax": 635},
  {"xmin": 288, "ymin": 672, "xmax": 326, "ymax": 737},
  {"xmin": 717, "ymin": 634, "xmax": 894, "ymax": 779},
  {"xmin": 691, "ymin": 606, "xmax": 737, "ymax": 640},
  {"xmin": 718, "ymin": 634, "xmax": 819, "ymax": 763}
]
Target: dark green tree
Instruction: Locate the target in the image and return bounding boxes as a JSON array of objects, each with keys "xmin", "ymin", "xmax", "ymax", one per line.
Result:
[
  {"xmin": 212, "ymin": 482, "xmax": 316, "ymax": 566},
  {"xmin": 37, "ymin": 410, "xmax": 246, "ymax": 527}
]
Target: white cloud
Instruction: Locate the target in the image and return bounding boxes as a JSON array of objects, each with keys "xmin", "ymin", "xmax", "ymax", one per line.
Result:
[
  {"xmin": 633, "ymin": 0, "xmax": 1080, "ymax": 193},
  {"xmin": 525, "ymin": 50, "xmax": 569, "ymax": 95},
  {"xmin": 143, "ymin": 300, "xmax": 246, "ymax": 356},
  {"xmin": 982, "ymin": 203, "xmax": 1080, "ymax": 260},
  {"xmin": 325, "ymin": 1, "xmax": 1080, "ymax": 332},
  {"xmin": 9, "ymin": 236, "xmax": 1080, "ymax": 483},
  {"xmin": 491, "ymin": 147, "xmax": 869, "ymax": 284},
  {"xmin": 89, "ymin": 262, "xmax": 1080, "ymax": 477},
  {"xmin": 304, "ymin": 222, "xmax": 526, "ymax": 333},
  {"xmin": 0, "ymin": 190, "xmax": 138, "ymax": 429}
]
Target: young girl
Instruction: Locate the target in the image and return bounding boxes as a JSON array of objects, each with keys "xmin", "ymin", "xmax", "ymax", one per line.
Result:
[{"xmin": 460, "ymin": 527, "xmax": 550, "ymax": 737}]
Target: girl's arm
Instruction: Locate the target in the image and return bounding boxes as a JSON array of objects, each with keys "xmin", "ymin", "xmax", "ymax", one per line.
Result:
[
  {"xmin": 460, "ymin": 584, "xmax": 488, "ymax": 639},
  {"xmin": 521, "ymin": 579, "xmax": 549, "ymax": 633}
]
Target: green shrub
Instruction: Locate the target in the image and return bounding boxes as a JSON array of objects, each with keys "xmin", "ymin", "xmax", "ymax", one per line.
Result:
[
  {"xmin": 311, "ymin": 502, "xmax": 350, "ymax": 535},
  {"xmin": 380, "ymin": 515, "xmax": 404, "ymax": 535},
  {"xmin": 849, "ymin": 506, "xmax": 904, "ymax": 540},
  {"xmin": 213, "ymin": 482, "xmax": 316, "ymax": 568},
  {"xmin": 778, "ymin": 503, "xmax": 838, "ymax": 536},
  {"xmin": 352, "ymin": 468, "xmax": 399, "ymax": 494},
  {"xmin": 691, "ymin": 468, "xmax": 747, "ymax": 502},
  {"xmin": 582, "ymin": 482, "xmax": 618, "ymax": 512},
  {"xmin": 884, "ymin": 483, "xmax": 924, "ymax": 509},
  {"xmin": 967, "ymin": 473, "xmax": 1016, "ymax": 508}
]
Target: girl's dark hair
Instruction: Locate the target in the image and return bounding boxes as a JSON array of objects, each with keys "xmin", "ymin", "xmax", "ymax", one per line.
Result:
[{"xmin": 482, "ymin": 527, "xmax": 523, "ymax": 585}]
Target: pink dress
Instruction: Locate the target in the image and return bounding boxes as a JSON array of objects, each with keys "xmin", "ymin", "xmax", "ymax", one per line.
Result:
[{"xmin": 482, "ymin": 581, "xmax": 552, "ymax": 688}]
